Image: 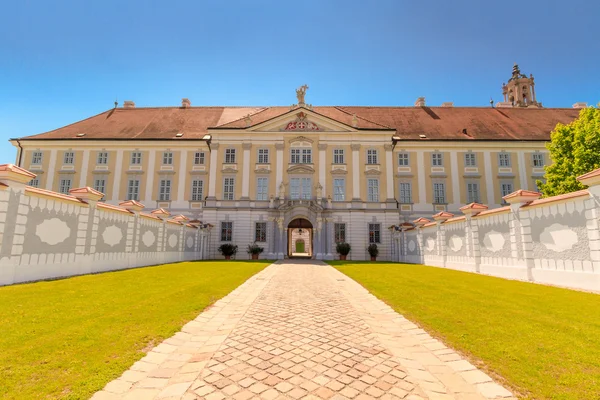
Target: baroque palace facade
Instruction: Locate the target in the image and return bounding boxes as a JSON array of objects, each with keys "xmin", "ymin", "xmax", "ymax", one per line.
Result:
[{"xmin": 10, "ymin": 66, "xmax": 584, "ymax": 261}]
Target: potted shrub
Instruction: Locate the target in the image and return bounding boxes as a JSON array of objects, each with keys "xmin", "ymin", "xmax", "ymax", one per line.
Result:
[
  {"xmin": 218, "ymin": 243, "xmax": 238, "ymax": 260},
  {"xmin": 336, "ymin": 242, "xmax": 351, "ymax": 260},
  {"xmin": 247, "ymin": 243, "xmax": 264, "ymax": 260},
  {"xmin": 367, "ymin": 243, "xmax": 379, "ymax": 261}
]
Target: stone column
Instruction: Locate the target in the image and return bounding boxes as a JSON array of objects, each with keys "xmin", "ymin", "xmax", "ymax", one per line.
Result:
[
  {"xmin": 241, "ymin": 142, "xmax": 252, "ymax": 200},
  {"xmin": 315, "ymin": 217, "xmax": 323, "ymax": 260},
  {"xmin": 433, "ymin": 212, "xmax": 453, "ymax": 268},
  {"xmin": 267, "ymin": 217, "xmax": 276, "ymax": 259},
  {"xmin": 120, "ymin": 200, "xmax": 145, "ymax": 268},
  {"xmin": 277, "ymin": 217, "xmax": 285, "ymax": 259},
  {"xmin": 207, "ymin": 143, "xmax": 220, "ymax": 205},
  {"xmin": 78, "ymin": 150, "xmax": 90, "ymax": 188},
  {"xmin": 275, "ymin": 143, "xmax": 284, "ymax": 194},
  {"xmin": 351, "ymin": 144, "xmax": 361, "ymax": 203},
  {"xmin": 144, "ymin": 150, "xmax": 156, "ymax": 205},
  {"xmin": 449, "ymin": 150, "xmax": 460, "ymax": 210},
  {"xmin": 325, "ymin": 218, "xmax": 333, "ymax": 260},
  {"xmin": 111, "ymin": 149, "xmax": 124, "ymax": 202},
  {"xmin": 460, "ymin": 203, "xmax": 488, "ymax": 273},
  {"xmin": 175, "ymin": 149, "xmax": 188, "ymax": 206},
  {"xmin": 483, "ymin": 151, "xmax": 495, "ymax": 207},
  {"xmin": 70, "ymin": 187, "xmax": 104, "ymax": 274},
  {"xmin": 318, "ymin": 143, "xmax": 327, "ymax": 198},
  {"xmin": 415, "ymin": 150, "xmax": 426, "ymax": 211},
  {"xmin": 45, "ymin": 149, "xmax": 57, "ymax": 190},
  {"xmin": 384, "ymin": 144, "xmax": 395, "ymax": 206}
]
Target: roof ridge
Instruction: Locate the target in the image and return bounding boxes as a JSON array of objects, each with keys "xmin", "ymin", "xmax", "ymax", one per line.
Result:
[{"xmin": 334, "ymin": 106, "xmax": 394, "ymax": 129}]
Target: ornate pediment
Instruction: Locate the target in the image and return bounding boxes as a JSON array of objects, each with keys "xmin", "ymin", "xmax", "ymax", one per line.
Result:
[
  {"xmin": 365, "ymin": 169, "xmax": 381, "ymax": 176},
  {"xmin": 281, "ymin": 112, "xmax": 322, "ymax": 132},
  {"xmin": 287, "ymin": 164, "xmax": 315, "ymax": 174}
]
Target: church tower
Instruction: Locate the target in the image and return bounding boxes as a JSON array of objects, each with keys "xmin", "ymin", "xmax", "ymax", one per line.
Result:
[{"xmin": 500, "ymin": 64, "xmax": 541, "ymax": 108}]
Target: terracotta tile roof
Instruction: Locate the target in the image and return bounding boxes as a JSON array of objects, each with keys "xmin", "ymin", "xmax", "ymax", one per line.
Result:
[
  {"xmin": 459, "ymin": 202, "xmax": 489, "ymax": 211},
  {"xmin": 433, "ymin": 211, "xmax": 455, "ymax": 219},
  {"xmin": 25, "ymin": 186, "xmax": 87, "ymax": 205},
  {"xmin": 473, "ymin": 206, "xmax": 511, "ymax": 217},
  {"xmin": 140, "ymin": 212, "xmax": 161, "ymax": 220},
  {"xmin": 521, "ymin": 190, "xmax": 589, "ymax": 208},
  {"xmin": 16, "ymin": 105, "xmax": 580, "ymax": 141},
  {"xmin": 502, "ymin": 189, "xmax": 541, "ymax": 201},
  {"xmin": 445, "ymin": 216, "xmax": 466, "ymax": 223},
  {"xmin": 413, "ymin": 217, "xmax": 431, "ymax": 225},
  {"xmin": 97, "ymin": 202, "xmax": 132, "ymax": 214}
]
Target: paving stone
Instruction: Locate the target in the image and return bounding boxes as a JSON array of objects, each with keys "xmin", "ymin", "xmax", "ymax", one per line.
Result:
[{"xmin": 91, "ymin": 262, "xmax": 513, "ymax": 399}]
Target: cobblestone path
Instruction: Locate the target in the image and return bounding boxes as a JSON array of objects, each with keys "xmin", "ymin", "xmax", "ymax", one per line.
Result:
[{"xmin": 92, "ymin": 261, "xmax": 515, "ymax": 400}]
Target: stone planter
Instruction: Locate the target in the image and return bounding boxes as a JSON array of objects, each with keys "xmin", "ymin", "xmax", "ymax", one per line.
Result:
[
  {"xmin": 339, "ymin": 255, "xmax": 347, "ymax": 260},
  {"xmin": 251, "ymin": 254, "xmax": 259, "ymax": 260},
  {"xmin": 225, "ymin": 255, "xmax": 231, "ymax": 260},
  {"xmin": 370, "ymin": 256, "xmax": 376, "ymax": 261}
]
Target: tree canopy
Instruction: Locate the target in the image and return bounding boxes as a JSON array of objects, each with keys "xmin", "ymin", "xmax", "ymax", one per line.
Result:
[{"xmin": 538, "ymin": 105, "xmax": 600, "ymax": 197}]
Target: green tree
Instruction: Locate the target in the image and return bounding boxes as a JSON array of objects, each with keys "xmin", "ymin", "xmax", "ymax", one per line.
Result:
[{"xmin": 539, "ymin": 106, "xmax": 600, "ymax": 197}]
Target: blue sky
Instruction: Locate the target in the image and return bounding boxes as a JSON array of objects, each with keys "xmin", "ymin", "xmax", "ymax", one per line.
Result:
[{"xmin": 1, "ymin": 0, "xmax": 598, "ymax": 162}]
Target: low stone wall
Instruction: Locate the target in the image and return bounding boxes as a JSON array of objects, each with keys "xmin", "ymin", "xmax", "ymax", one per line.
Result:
[
  {"xmin": 391, "ymin": 168, "xmax": 600, "ymax": 292},
  {"xmin": 0, "ymin": 165, "xmax": 208, "ymax": 286}
]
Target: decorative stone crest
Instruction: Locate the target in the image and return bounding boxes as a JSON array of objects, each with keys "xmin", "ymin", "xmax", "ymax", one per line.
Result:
[{"xmin": 284, "ymin": 112, "xmax": 320, "ymax": 131}]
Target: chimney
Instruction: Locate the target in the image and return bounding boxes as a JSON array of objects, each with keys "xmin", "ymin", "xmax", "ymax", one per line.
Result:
[
  {"xmin": 123, "ymin": 100, "xmax": 135, "ymax": 109},
  {"xmin": 573, "ymin": 102, "xmax": 587, "ymax": 109},
  {"xmin": 414, "ymin": 97, "xmax": 426, "ymax": 107},
  {"xmin": 441, "ymin": 102, "xmax": 454, "ymax": 107},
  {"xmin": 182, "ymin": 98, "xmax": 191, "ymax": 108}
]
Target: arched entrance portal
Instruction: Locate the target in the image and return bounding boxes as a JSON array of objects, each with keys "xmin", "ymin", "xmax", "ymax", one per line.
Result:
[{"xmin": 288, "ymin": 218, "xmax": 313, "ymax": 258}]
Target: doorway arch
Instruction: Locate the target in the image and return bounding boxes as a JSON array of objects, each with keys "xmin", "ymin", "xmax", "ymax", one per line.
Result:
[{"xmin": 287, "ymin": 218, "xmax": 313, "ymax": 258}]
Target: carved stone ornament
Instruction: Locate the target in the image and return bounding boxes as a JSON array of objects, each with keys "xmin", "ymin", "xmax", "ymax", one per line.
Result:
[
  {"xmin": 283, "ymin": 112, "xmax": 320, "ymax": 132},
  {"xmin": 242, "ymin": 142, "xmax": 252, "ymax": 150},
  {"xmin": 316, "ymin": 183, "xmax": 323, "ymax": 198},
  {"xmin": 351, "ymin": 143, "xmax": 361, "ymax": 151},
  {"xmin": 275, "ymin": 143, "xmax": 285, "ymax": 150},
  {"xmin": 279, "ymin": 182, "xmax": 286, "ymax": 199},
  {"xmin": 296, "ymin": 84, "xmax": 308, "ymax": 104},
  {"xmin": 318, "ymin": 143, "xmax": 328, "ymax": 151}
]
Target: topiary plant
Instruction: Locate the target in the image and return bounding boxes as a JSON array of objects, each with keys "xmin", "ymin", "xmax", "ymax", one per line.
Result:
[
  {"xmin": 367, "ymin": 243, "xmax": 379, "ymax": 260},
  {"xmin": 336, "ymin": 242, "xmax": 351, "ymax": 260},
  {"xmin": 218, "ymin": 243, "xmax": 238, "ymax": 260}
]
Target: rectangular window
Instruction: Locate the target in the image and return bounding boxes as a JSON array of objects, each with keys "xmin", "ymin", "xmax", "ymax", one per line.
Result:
[
  {"xmin": 94, "ymin": 178, "xmax": 106, "ymax": 197},
  {"xmin": 225, "ymin": 148, "xmax": 236, "ymax": 164},
  {"xmin": 97, "ymin": 152, "xmax": 108, "ymax": 165},
  {"xmin": 223, "ymin": 177, "xmax": 235, "ymax": 200},
  {"xmin": 333, "ymin": 178, "xmax": 345, "ymax": 201},
  {"xmin": 398, "ymin": 152, "xmax": 409, "ymax": 166},
  {"xmin": 501, "ymin": 182, "xmax": 514, "ymax": 202},
  {"xmin": 159, "ymin": 179, "xmax": 171, "ymax": 201},
  {"xmin": 498, "ymin": 153, "xmax": 511, "ymax": 167},
  {"xmin": 258, "ymin": 149, "xmax": 269, "ymax": 164},
  {"xmin": 191, "ymin": 179, "xmax": 203, "ymax": 201},
  {"xmin": 290, "ymin": 149, "xmax": 301, "ymax": 164},
  {"xmin": 221, "ymin": 221, "xmax": 233, "ymax": 242},
  {"xmin": 367, "ymin": 149, "xmax": 378, "ymax": 165},
  {"xmin": 127, "ymin": 179, "xmax": 140, "ymax": 200},
  {"xmin": 256, "ymin": 177, "xmax": 268, "ymax": 201},
  {"xmin": 163, "ymin": 152, "xmax": 173, "ymax": 165},
  {"xmin": 367, "ymin": 178, "xmax": 379, "ymax": 202},
  {"xmin": 333, "ymin": 149, "xmax": 345, "ymax": 164},
  {"xmin": 63, "ymin": 151, "xmax": 74, "ymax": 165},
  {"xmin": 59, "ymin": 178, "xmax": 72, "ymax": 194},
  {"xmin": 131, "ymin": 152, "xmax": 142, "ymax": 165},
  {"xmin": 399, "ymin": 182, "xmax": 412, "ymax": 203},
  {"xmin": 368, "ymin": 223, "xmax": 381, "ymax": 244},
  {"xmin": 467, "ymin": 182, "xmax": 480, "ymax": 203},
  {"xmin": 32, "ymin": 151, "xmax": 43, "ymax": 165},
  {"xmin": 532, "ymin": 153, "xmax": 544, "ymax": 167},
  {"xmin": 464, "ymin": 153, "xmax": 476, "ymax": 167},
  {"xmin": 290, "ymin": 178, "xmax": 311, "ymax": 199},
  {"xmin": 431, "ymin": 153, "xmax": 443, "ymax": 166},
  {"xmin": 302, "ymin": 148, "xmax": 312, "ymax": 164},
  {"xmin": 433, "ymin": 182, "xmax": 446, "ymax": 203},
  {"xmin": 334, "ymin": 223, "xmax": 346, "ymax": 243},
  {"xmin": 194, "ymin": 152, "xmax": 205, "ymax": 165},
  {"xmin": 255, "ymin": 222, "xmax": 267, "ymax": 242},
  {"xmin": 29, "ymin": 178, "xmax": 40, "ymax": 188}
]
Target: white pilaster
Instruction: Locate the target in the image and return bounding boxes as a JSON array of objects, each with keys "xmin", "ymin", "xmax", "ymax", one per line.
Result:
[
  {"xmin": 385, "ymin": 144, "xmax": 394, "ymax": 200},
  {"xmin": 483, "ymin": 151, "xmax": 495, "ymax": 206},
  {"xmin": 351, "ymin": 144, "xmax": 361, "ymax": 199},
  {"xmin": 144, "ymin": 150, "xmax": 156, "ymax": 203},
  {"xmin": 416, "ymin": 150, "xmax": 426, "ymax": 209},
  {"xmin": 208, "ymin": 144, "xmax": 219, "ymax": 198},
  {"xmin": 46, "ymin": 149, "xmax": 57, "ymax": 190},
  {"xmin": 518, "ymin": 151, "xmax": 528, "ymax": 190},
  {"xmin": 242, "ymin": 143, "xmax": 251, "ymax": 199},
  {"xmin": 450, "ymin": 150, "xmax": 460, "ymax": 209},
  {"xmin": 318, "ymin": 143, "xmax": 327, "ymax": 195},
  {"xmin": 275, "ymin": 143, "xmax": 284, "ymax": 191},
  {"xmin": 176, "ymin": 150, "xmax": 188, "ymax": 203},
  {"xmin": 79, "ymin": 150, "xmax": 90, "ymax": 188},
  {"xmin": 111, "ymin": 150, "xmax": 124, "ymax": 202}
]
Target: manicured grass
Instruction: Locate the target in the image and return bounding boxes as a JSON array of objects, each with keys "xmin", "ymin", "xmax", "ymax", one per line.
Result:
[
  {"xmin": 330, "ymin": 261, "xmax": 600, "ymax": 400},
  {"xmin": 0, "ymin": 260, "xmax": 270, "ymax": 400}
]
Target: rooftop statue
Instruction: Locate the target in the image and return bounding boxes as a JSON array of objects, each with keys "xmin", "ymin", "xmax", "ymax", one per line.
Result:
[{"xmin": 296, "ymin": 84, "xmax": 309, "ymax": 104}]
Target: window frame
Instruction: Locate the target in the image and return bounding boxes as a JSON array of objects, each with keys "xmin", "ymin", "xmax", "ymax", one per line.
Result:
[
  {"xmin": 333, "ymin": 178, "xmax": 345, "ymax": 202},
  {"xmin": 127, "ymin": 179, "xmax": 140, "ymax": 201},
  {"xmin": 500, "ymin": 181, "xmax": 514, "ymax": 203},
  {"xmin": 466, "ymin": 182, "xmax": 480, "ymax": 203},
  {"xmin": 193, "ymin": 152, "xmax": 205, "ymax": 165},
  {"xmin": 498, "ymin": 152, "xmax": 512, "ymax": 167},
  {"xmin": 191, "ymin": 179, "xmax": 204, "ymax": 201},
  {"xmin": 399, "ymin": 182, "xmax": 412, "ymax": 204},
  {"xmin": 257, "ymin": 148, "xmax": 269, "ymax": 164},
  {"xmin": 131, "ymin": 152, "xmax": 142, "ymax": 165},
  {"xmin": 32, "ymin": 151, "xmax": 43, "ymax": 165},
  {"xmin": 367, "ymin": 178, "xmax": 379, "ymax": 202},
  {"xmin": 97, "ymin": 151, "xmax": 108, "ymax": 165},
  {"xmin": 255, "ymin": 222, "xmax": 267, "ymax": 243},
  {"xmin": 59, "ymin": 178, "xmax": 72, "ymax": 194},
  {"xmin": 367, "ymin": 149, "xmax": 378, "ymax": 165},
  {"xmin": 63, "ymin": 151, "xmax": 74, "ymax": 165},
  {"xmin": 220, "ymin": 221, "xmax": 233, "ymax": 242},
  {"xmin": 398, "ymin": 152, "xmax": 409, "ymax": 166},
  {"xmin": 532, "ymin": 153, "xmax": 544, "ymax": 167},
  {"xmin": 93, "ymin": 178, "xmax": 106, "ymax": 198},
  {"xmin": 224, "ymin": 148, "xmax": 236, "ymax": 164},
  {"xmin": 368, "ymin": 223, "xmax": 381, "ymax": 244},
  {"xmin": 433, "ymin": 182, "xmax": 446, "ymax": 204},
  {"xmin": 256, "ymin": 177, "xmax": 269, "ymax": 201},
  {"xmin": 464, "ymin": 153, "xmax": 477, "ymax": 167},
  {"xmin": 159, "ymin": 179, "xmax": 172, "ymax": 201},
  {"xmin": 29, "ymin": 178, "xmax": 40, "ymax": 188},
  {"xmin": 290, "ymin": 177, "xmax": 311, "ymax": 200},
  {"xmin": 334, "ymin": 223, "xmax": 346, "ymax": 243},
  {"xmin": 431, "ymin": 152, "xmax": 443, "ymax": 167},
  {"xmin": 162, "ymin": 151, "xmax": 173, "ymax": 165},
  {"xmin": 333, "ymin": 149, "xmax": 345, "ymax": 164},
  {"xmin": 223, "ymin": 177, "xmax": 235, "ymax": 200}
]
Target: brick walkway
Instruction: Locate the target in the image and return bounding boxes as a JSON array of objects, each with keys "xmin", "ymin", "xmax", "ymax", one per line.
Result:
[{"xmin": 92, "ymin": 261, "xmax": 515, "ymax": 400}]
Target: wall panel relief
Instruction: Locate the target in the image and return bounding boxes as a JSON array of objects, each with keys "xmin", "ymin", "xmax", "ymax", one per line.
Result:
[
  {"xmin": 24, "ymin": 206, "xmax": 78, "ymax": 254},
  {"xmin": 168, "ymin": 233, "xmax": 178, "ymax": 249},
  {"xmin": 101, "ymin": 225, "xmax": 123, "ymax": 247}
]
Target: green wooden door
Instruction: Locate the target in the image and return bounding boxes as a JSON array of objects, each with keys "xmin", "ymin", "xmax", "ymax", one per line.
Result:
[{"xmin": 296, "ymin": 239, "xmax": 305, "ymax": 253}]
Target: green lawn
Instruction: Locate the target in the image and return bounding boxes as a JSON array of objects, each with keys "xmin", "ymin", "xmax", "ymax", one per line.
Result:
[
  {"xmin": 0, "ymin": 260, "xmax": 270, "ymax": 400},
  {"xmin": 330, "ymin": 261, "xmax": 600, "ymax": 400}
]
